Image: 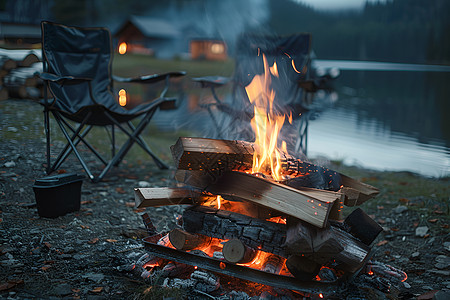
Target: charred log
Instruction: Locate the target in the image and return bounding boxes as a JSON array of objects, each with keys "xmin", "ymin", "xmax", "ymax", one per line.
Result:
[{"xmin": 182, "ymin": 205, "xmax": 287, "ymax": 257}]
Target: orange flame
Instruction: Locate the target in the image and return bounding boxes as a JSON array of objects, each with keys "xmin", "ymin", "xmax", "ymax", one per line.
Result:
[
  {"xmin": 118, "ymin": 89, "xmax": 127, "ymax": 106},
  {"xmin": 118, "ymin": 42, "xmax": 127, "ymax": 55},
  {"xmin": 245, "ymin": 53, "xmax": 287, "ymax": 181},
  {"xmin": 216, "ymin": 195, "xmax": 222, "ymax": 209}
]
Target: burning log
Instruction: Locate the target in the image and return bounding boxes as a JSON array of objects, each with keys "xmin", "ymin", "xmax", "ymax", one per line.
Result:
[
  {"xmin": 206, "ymin": 171, "xmax": 342, "ymax": 228},
  {"xmin": 222, "ymin": 239, "xmax": 257, "ymax": 264},
  {"xmin": 171, "ymin": 137, "xmax": 379, "ymax": 204},
  {"xmin": 171, "ymin": 137, "xmax": 341, "ymax": 190},
  {"xmin": 284, "ymin": 219, "xmax": 371, "ymax": 275},
  {"xmin": 177, "ymin": 169, "xmax": 342, "ymax": 225},
  {"xmin": 261, "ymin": 254, "xmax": 286, "ymax": 274},
  {"xmin": 169, "ymin": 228, "xmax": 212, "ymax": 251},
  {"xmin": 182, "ymin": 205, "xmax": 287, "ymax": 257},
  {"xmin": 134, "ymin": 187, "xmax": 212, "ymax": 208}
]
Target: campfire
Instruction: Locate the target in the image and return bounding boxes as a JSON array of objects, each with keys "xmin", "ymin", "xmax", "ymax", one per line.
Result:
[{"xmin": 131, "ymin": 52, "xmax": 407, "ymax": 298}]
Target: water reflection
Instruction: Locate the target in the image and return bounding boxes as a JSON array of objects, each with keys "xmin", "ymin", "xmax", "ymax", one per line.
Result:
[
  {"xmin": 308, "ymin": 70, "xmax": 450, "ymax": 177},
  {"xmin": 151, "ymin": 70, "xmax": 450, "ymax": 178}
]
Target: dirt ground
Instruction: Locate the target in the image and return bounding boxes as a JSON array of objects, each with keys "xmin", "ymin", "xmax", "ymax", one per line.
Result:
[{"xmin": 1, "ymin": 99, "xmax": 449, "ymax": 299}]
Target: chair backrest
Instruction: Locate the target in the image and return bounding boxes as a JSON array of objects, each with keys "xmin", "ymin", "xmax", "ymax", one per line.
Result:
[
  {"xmin": 41, "ymin": 21, "xmax": 114, "ymax": 112},
  {"xmin": 233, "ymin": 33, "xmax": 312, "ymax": 109}
]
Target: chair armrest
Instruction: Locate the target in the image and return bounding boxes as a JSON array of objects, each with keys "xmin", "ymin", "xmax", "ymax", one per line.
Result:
[
  {"xmin": 192, "ymin": 76, "xmax": 230, "ymax": 88},
  {"xmin": 112, "ymin": 71, "xmax": 186, "ymax": 84},
  {"xmin": 39, "ymin": 72, "xmax": 93, "ymax": 85}
]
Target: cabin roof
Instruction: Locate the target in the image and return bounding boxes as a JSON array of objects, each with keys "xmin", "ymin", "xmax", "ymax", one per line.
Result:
[{"xmin": 115, "ymin": 15, "xmax": 180, "ymax": 39}]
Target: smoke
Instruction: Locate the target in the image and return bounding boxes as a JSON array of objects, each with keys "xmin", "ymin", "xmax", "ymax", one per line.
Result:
[{"xmin": 145, "ymin": 0, "xmax": 271, "ymax": 54}]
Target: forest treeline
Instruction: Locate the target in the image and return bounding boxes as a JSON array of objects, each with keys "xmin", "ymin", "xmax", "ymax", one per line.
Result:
[
  {"xmin": 269, "ymin": 0, "xmax": 450, "ymax": 64},
  {"xmin": 3, "ymin": 0, "xmax": 448, "ymax": 64}
]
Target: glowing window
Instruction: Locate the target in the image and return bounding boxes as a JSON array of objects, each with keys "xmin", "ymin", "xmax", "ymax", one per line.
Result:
[
  {"xmin": 118, "ymin": 42, "xmax": 127, "ymax": 55},
  {"xmin": 211, "ymin": 43, "xmax": 224, "ymax": 54}
]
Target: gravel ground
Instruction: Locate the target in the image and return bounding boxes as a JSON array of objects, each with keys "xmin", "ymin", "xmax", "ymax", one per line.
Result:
[{"xmin": 1, "ymin": 99, "xmax": 449, "ymax": 299}]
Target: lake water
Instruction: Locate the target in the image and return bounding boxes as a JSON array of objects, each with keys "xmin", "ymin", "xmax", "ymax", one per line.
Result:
[{"xmin": 152, "ymin": 69, "xmax": 450, "ymax": 178}]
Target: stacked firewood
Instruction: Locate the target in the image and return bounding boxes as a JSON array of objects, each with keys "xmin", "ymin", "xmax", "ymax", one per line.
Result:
[
  {"xmin": 0, "ymin": 48, "xmax": 44, "ymax": 100},
  {"xmin": 135, "ymin": 137, "xmax": 382, "ymax": 285}
]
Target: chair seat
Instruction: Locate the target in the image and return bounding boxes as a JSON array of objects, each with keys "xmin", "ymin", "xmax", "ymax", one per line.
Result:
[{"xmin": 42, "ymin": 96, "xmax": 166, "ymax": 126}]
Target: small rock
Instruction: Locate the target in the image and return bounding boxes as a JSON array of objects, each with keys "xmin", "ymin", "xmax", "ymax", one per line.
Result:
[
  {"xmin": 428, "ymin": 270, "xmax": 450, "ymax": 276},
  {"xmin": 7, "ymin": 127, "xmax": 18, "ymax": 132},
  {"xmin": 434, "ymin": 290, "xmax": 450, "ymax": 300},
  {"xmin": 444, "ymin": 242, "xmax": 450, "ymax": 252},
  {"xmin": 83, "ymin": 272, "xmax": 105, "ymax": 284},
  {"xmin": 59, "ymin": 253, "xmax": 73, "ymax": 259},
  {"xmin": 3, "ymin": 161, "xmax": 16, "ymax": 168},
  {"xmin": 394, "ymin": 205, "xmax": 408, "ymax": 214},
  {"xmin": 435, "ymin": 255, "xmax": 450, "ymax": 269},
  {"xmin": 53, "ymin": 283, "xmax": 72, "ymax": 296},
  {"xmin": 415, "ymin": 226, "xmax": 429, "ymax": 237},
  {"xmin": 138, "ymin": 181, "xmax": 151, "ymax": 188},
  {"xmin": 403, "ymin": 282, "xmax": 411, "ymax": 289},
  {"xmin": 63, "ymin": 246, "xmax": 76, "ymax": 254},
  {"xmin": 410, "ymin": 251, "xmax": 420, "ymax": 260}
]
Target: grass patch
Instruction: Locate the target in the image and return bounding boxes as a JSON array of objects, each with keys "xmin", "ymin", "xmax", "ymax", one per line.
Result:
[
  {"xmin": 113, "ymin": 54, "xmax": 234, "ymax": 79},
  {"xmin": 334, "ymin": 164, "xmax": 449, "ymax": 228}
]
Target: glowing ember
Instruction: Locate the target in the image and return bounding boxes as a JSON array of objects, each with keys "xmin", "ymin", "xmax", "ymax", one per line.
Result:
[
  {"xmin": 245, "ymin": 53, "xmax": 287, "ymax": 181},
  {"xmin": 266, "ymin": 216, "xmax": 287, "ymax": 224}
]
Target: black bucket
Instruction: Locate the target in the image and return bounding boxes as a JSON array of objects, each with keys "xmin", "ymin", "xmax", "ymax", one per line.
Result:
[{"xmin": 33, "ymin": 173, "xmax": 84, "ymax": 218}]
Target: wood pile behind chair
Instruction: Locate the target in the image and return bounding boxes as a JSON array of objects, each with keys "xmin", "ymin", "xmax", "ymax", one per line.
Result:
[{"xmin": 0, "ymin": 48, "xmax": 45, "ymax": 101}]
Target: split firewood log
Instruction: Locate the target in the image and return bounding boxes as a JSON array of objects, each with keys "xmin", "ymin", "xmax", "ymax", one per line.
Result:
[
  {"xmin": 285, "ymin": 219, "xmax": 370, "ymax": 273},
  {"xmin": 168, "ymin": 228, "xmax": 212, "ymax": 251},
  {"xmin": 222, "ymin": 239, "xmax": 257, "ymax": 264},
  {"xmin": 205, "ymin": 171, "xmax": 341, "ymax": 228}
]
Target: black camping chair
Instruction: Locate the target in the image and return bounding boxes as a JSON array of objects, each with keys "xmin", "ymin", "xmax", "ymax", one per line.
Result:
[
  {"xmin": 39, "ymin": 21, "xmax": 186, "ymax": 182},
  {"xmin": 193, "ymin": 33, "xmax": 319, "ymax": 155}
]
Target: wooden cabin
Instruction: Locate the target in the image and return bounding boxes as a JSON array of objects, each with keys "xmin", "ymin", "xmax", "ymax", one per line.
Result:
[
  {"xmin": 114, "ymin": 16, "xmax": 180, "ymax": 58},
  {"xmin": 190, "ymin": 39, "xmax": 227, "ymax": 61}
]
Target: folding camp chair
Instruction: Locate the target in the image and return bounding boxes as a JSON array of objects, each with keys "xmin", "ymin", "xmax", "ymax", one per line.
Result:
[
  {"xmin": 193, "ymin": 33, "xmax": 319, "ymax": 155},
  {"xmin": 39, "ymin": 21, "xmax": 185, "ymax": 182}
]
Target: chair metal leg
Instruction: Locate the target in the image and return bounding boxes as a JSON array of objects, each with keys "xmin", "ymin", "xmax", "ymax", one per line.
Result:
[
  {"xmin": 56, "ymin": 116, "xmax": 108, "ymax": 166},
  {"xmin": 103, "ymin": 109, "xmax": 169, "ymax": 170},
  {"xmin": 44, "ymin": 107, "xmax": 51, "ymax": 174},
  {"xmin": 52, "ymin": 113, "xmax": 96, "ymax": 181},
  {"xmin": 52, "ymin": 125, "xmax": 93, "ymax": 171},
  {"xmin": 111, "ymin": 125, "xmax": 115, "ymax": 157}
]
